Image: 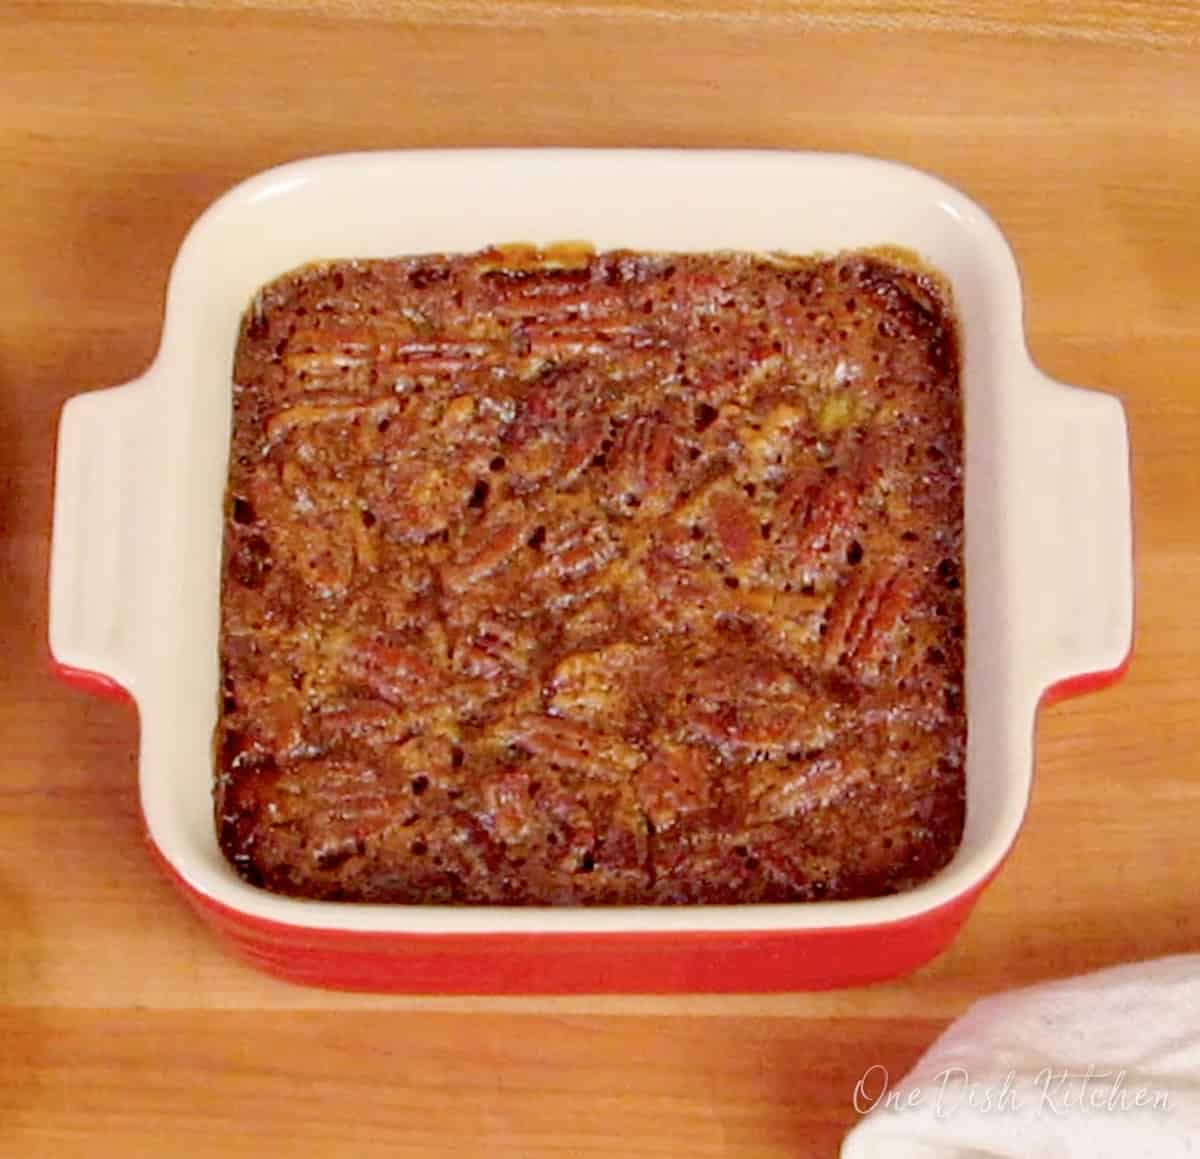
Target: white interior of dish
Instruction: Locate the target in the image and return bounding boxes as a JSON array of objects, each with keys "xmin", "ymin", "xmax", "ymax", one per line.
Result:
[{"xmin": 50, "ymin": 151, "xmax": 1133, "ymax": 933}]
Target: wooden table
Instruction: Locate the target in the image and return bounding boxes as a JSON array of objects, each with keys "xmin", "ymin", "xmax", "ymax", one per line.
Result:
[{"xmin": 3, "ymin": 2, "xmax": 1198, "ymax": 1154}]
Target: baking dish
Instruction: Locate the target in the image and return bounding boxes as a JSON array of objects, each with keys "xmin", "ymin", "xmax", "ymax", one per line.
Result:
[{"xmin": 48, "ymin": 150, "xmax": 1133, "ymax": 993}]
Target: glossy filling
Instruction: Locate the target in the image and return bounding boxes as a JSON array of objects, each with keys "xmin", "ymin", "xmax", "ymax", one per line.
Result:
[{"xmin": 217, "ymin": 246, "xmax": 965, "ymax": 904}]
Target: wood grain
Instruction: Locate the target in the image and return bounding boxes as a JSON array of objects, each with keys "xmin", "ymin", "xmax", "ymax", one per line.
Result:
[
  {"xmin": 2, "ymin": 2, "xmax": 1199, "ymax": 1155},
  {"xmin": 61, "ymin": 0, "xmax": 1200, "ymax": 48},
  {"xmin": 0, "ymin": 1011, "xmax": 940, "ymax": 1157}
]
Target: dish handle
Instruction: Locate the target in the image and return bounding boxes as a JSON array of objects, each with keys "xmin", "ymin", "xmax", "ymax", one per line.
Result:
[
  {"xmin": 1017, "ymin": 372, "xmax": 1134, "ymax": 703},
  {"xmin": 48, "ymin": 374, "xmax": 158, "ymax": 702}
]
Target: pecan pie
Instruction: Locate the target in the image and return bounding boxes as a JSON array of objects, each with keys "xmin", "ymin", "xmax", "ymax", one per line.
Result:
[{"xmin": 217, "ymin": 246, "xmax": 965, "ymax": 904}]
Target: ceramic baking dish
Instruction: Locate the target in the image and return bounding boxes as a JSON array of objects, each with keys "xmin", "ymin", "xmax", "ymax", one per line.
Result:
[{"xmin": 48, "ymin": 150, "xmax": 1133, "ymax": 993}]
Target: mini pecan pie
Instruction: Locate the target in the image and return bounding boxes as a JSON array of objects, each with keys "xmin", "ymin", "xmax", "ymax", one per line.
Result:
[{"xmin": 217, "ymin": 246, "xmax": 965, "ymax": 904}]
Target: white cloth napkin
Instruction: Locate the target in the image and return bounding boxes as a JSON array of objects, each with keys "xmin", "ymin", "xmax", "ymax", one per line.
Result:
[{"xmin": 841, "ymin": 955, "xmax": 1200, "ymax": 1159}]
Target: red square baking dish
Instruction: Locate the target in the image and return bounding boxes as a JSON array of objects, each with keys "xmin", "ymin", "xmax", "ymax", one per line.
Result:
[{"xmin": 48, "ymin": 150, "xmax": 1133, "ymax": 993}]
